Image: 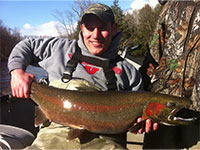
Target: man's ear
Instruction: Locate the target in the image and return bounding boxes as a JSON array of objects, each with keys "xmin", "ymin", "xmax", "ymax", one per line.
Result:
[
  {"xmin": 80, "ymin": 24, "xmax": 84, "ymax": 32},
  {"xmin": 112, "ymin": 23, "xmax": 118, "ymax": 36}
]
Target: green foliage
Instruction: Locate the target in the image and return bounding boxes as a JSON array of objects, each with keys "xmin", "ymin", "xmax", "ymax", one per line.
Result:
[
  {"xmin": 111, "ymin": 0, "xmax": 124, "ymax": 28},
  {"xmin": 111, "ymin": 0, "xmax": 132, "ymax": 50},
  {"xmin": 134, "ymin": 4, "xmax": 160, "ymax": 54},
  {"xmin": 110, "ymin": 1, "xmax": 163, "ymax": 57}
]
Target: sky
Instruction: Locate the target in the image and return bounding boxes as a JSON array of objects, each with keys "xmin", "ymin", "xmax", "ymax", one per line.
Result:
[{"xmin": 0, "ymin": 0, "xmax": 159, "ymax": 37}]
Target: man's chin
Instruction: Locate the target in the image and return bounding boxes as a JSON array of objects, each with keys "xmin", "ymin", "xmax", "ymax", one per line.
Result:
[{"xmin": 89, "ymin": 48, "xmax": 104, "ymax": 55}]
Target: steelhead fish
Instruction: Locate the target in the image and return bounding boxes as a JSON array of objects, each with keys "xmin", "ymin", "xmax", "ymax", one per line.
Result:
[{"xmin": 30, "ymin": 82, "xmax": 197, "ymax": 135}]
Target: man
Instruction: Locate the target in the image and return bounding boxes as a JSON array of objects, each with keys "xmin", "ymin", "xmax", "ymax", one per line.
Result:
[
  {"xmin": 140, "ymin": 0, "xmax": 200, "ymax": 149},
  {"xmin": 7, "ymin": 3, "xmax": 157, "ymax": 149}
]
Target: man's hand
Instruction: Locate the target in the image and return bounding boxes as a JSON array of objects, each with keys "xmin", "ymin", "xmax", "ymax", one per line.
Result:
[
  {"xmin": 131, "ymin": 118, "xmax": 158, "ymax": 134},
  {"xmin": 10, "ymin": 69, "xmax": 35, "ymax": 98}
]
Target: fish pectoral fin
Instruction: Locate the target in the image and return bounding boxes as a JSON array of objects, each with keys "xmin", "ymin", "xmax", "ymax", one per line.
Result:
[
  {"xmin": 67, "ymin": 128, "xmax": 85, "ymax": 140},
  {"xmin": 2, "ymin": 86, "xmax": 12, "ymax": 96},
  {"xmin": 128, "ymin": 119, "xmax": 146, "ymax": 133},
  {"xmin": 34, "ymin": 106, "xmax": 50, "ymax": 127}
]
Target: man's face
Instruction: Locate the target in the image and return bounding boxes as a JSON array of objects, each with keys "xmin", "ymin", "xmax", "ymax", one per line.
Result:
[{"xmin": 80, "ymin": 15, "xmax": 117, "ymax": 55}]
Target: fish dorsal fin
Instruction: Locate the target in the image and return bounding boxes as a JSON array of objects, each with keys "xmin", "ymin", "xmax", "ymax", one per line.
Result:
[{"xmin": 49, "ymin": 79, "xmax": 100, "ymax": 91}]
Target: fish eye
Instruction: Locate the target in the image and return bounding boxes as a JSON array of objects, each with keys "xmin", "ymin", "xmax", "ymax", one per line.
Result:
[{"xmin": 166, "ymin": 102, "xmax": 176, "ymax": 108}]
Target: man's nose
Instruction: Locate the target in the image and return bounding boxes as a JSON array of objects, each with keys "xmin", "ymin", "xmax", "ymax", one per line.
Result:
[{"xmin": 93, "ymin": 28, "xmax": 100, "ymax": 39}]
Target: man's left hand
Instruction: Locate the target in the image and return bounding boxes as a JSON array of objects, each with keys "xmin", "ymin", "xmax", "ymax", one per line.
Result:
[{"xmin": 131, "ymin": 118, "xmax": 158, "ymax": 134}]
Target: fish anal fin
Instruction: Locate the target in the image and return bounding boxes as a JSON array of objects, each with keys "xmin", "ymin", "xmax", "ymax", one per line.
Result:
[
  {"xmin": 67, "ymin": 129, "xmax": 85, "ymax": 140},
  {"xmin": 2, "ymin": 86, "xmax": 12, "ymax": 96},
  {"xmin": 34, "ymin": 106, "xmax": 50, "ymax": 127}
]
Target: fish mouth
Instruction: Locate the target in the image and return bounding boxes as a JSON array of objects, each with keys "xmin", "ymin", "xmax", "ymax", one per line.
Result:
[{"xmin": 168, "ymin": 108, "xmax": 199, "ymax": 125}]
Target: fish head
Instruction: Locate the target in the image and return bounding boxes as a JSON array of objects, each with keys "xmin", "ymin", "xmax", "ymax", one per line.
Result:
[{"xmin": 142, "ymin": 93, "xmax": 197, "ymax": 126}]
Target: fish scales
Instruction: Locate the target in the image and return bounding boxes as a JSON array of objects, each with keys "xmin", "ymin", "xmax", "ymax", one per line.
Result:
[{"xmin": 30, "ymin": 82, "xmax": 195, "ymax": 134}]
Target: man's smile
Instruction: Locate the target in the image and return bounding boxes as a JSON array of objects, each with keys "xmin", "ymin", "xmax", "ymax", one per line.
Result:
[{"xmin": 90, "ymin": 41, "xmax": 103, "ymax": 47}]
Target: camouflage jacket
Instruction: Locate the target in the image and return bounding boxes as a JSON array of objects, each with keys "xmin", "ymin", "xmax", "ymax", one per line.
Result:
[{"xmin": 141, "ymin": 1, "xmax": 200, "ymax": 111}]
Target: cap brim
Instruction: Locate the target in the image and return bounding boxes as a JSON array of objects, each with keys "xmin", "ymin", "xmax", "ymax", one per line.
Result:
[{"xmin": 81, "ymin": 11, "xmax": 114, "ymax": 24}]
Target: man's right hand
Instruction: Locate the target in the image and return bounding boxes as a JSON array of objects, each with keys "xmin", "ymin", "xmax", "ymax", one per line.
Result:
[{"xmin": 10, "ymin": 69, "xmax": 35, "ymax": 98}]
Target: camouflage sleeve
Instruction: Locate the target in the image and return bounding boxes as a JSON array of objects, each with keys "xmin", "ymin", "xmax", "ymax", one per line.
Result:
[{"xmin": 141, "ymin": 1, "xmax": 200, "ymax": 111}]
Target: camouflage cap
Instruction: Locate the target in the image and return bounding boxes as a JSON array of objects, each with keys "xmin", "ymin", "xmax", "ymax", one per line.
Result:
[{"xmin": 81, "ymin": 3, "xmax": 115, "ymax": 24}]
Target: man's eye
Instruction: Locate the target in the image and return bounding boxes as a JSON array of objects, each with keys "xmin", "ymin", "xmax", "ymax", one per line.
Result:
[
  {"xmin": 86, "ymin": 27, "xmax": 94, "ymax": 31},
  {"xmin": 86, "ymin": 26, "xmax": 107, "ymax": 31},
  {"xmin": 99, "ymin": 26, "xmax": 108, "ymax": 30}
]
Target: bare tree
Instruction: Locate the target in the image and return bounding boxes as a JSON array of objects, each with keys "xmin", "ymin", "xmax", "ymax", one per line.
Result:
[
  {"xmin": 53, "ymin": 0, "xmax": 95, "ymax": 38},
  {"xmin": 72, "ymin": 0, "xmax": 94, "ymax": 19}
]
